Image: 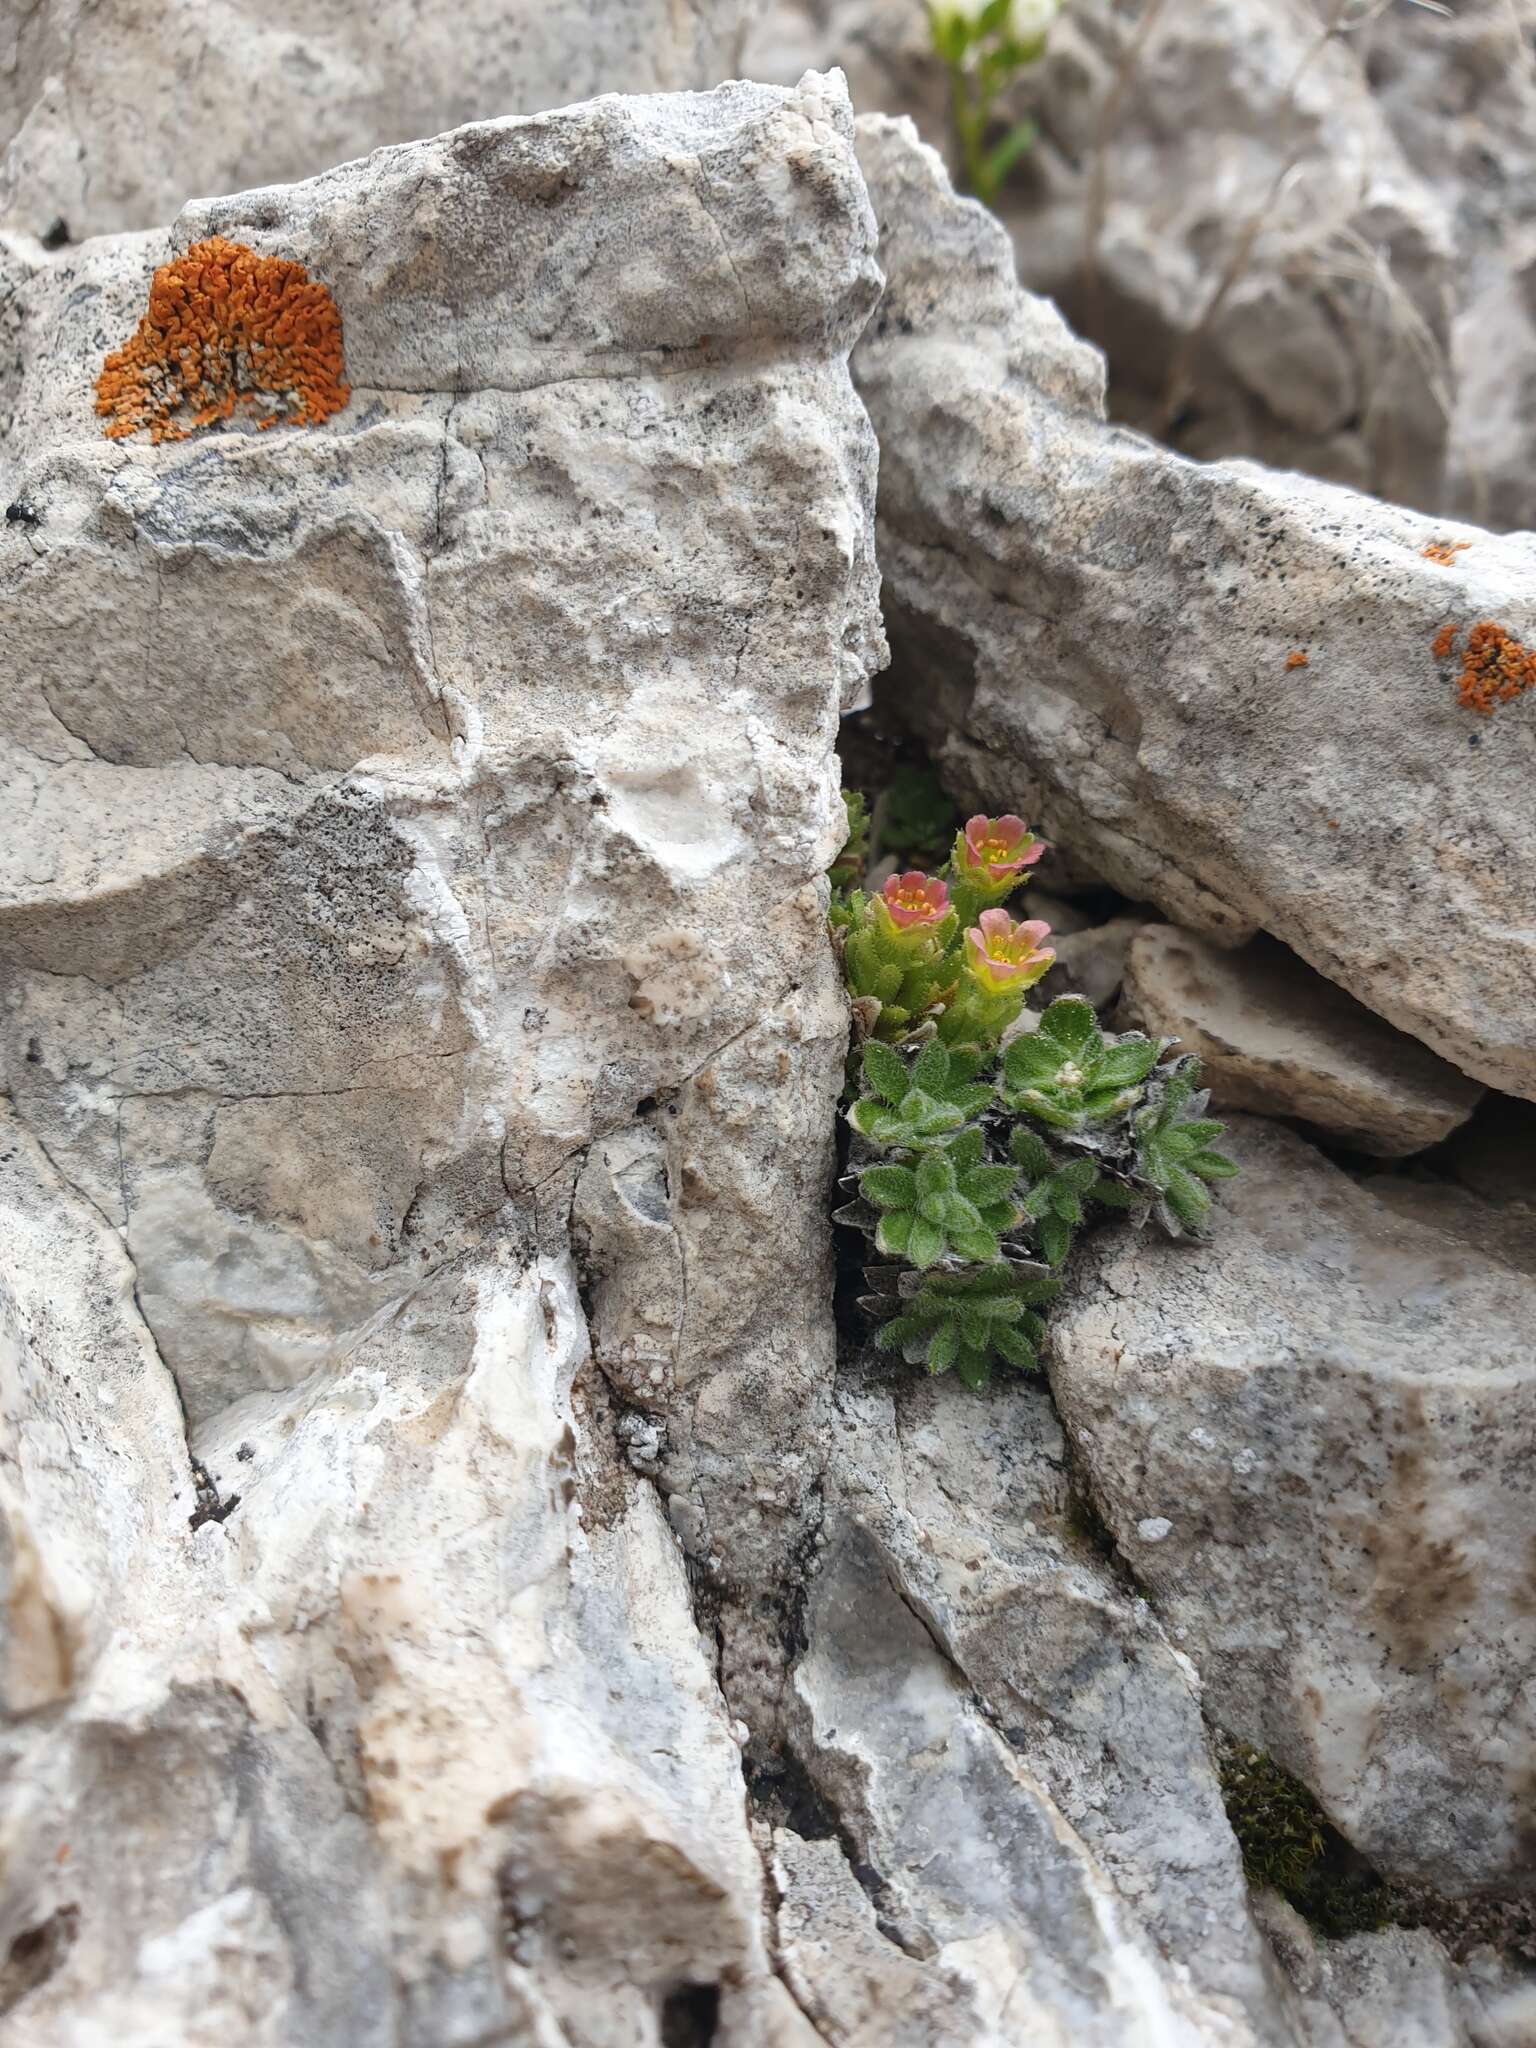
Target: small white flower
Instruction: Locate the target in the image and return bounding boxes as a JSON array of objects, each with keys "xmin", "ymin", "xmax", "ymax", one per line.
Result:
[{"xmin": 1012, "ymin": 0, "xmax": 1062, "ymax": 37}]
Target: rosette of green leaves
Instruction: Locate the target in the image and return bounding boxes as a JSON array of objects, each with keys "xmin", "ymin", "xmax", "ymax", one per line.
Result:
[
  {"xmin": 999, "ymin": 997, "xmax": 1163, "ymax": 1133},
  {"xmin": 1008, "ymin": 1127, "xmax": 1144, "ymax": 1266},
  {"xmin": 1132, "ymin": 1058, "xmax": 1238, "ymax": 1235},
  {"xmin": 859, "ymin": 1127, "xmax": 1019, "ymax": 1268},
  {"xmin": 870, "ymin": 1260, "xmax": 1060, "ymax": 1391},
  {"xmin": 848, "ymin": 1040, "xmax": 994, "ymax": 1147}
]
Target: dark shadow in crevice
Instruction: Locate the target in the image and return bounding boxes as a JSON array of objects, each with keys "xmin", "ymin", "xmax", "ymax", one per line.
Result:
[{"xmin": 658, "ymin": 1980, "xmax": 720, "ymax": 2047}]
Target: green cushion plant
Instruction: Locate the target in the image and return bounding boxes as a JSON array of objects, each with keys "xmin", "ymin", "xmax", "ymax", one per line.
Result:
[{"xmin": 829, "ymin": 791, "xmax": 1237, "ymax": 1390}]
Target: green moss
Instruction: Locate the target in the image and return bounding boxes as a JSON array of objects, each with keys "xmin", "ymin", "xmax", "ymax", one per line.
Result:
[
  {"xmin": 1218, "ymin": 1732, "xmax": 1536, "ymax": 1955},
  {"xmin": 1216, "ymin": 1737, "xmax": 1389, "ymax": 1937},
  {"xmin": 1219, "ymin": 1739, "xmax": 1327, "ymax": 1894}
]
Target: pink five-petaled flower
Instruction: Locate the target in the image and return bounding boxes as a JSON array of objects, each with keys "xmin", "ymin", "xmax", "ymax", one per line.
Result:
[
  {"xmin": 964, "ymin": 909, "xmax": 1054, "ymax": 994},
  {"xmin": 878, "ymin": 870, "xmax": 951, "ymax": 935},
  {"xmin": 960, "ymin": 813, "xmax": 1047, "ymax": 885}
]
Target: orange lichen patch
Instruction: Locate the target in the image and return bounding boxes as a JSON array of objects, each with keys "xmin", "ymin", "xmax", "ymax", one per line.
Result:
[
  {"xmin": 1285, "ymin": 650, "xmax": 1309, "ymax": 670},
  {"xmin": 1447, "ymin": 620, "xmax": 1536, "ymax": 716},
  {"xmin": 1422, "ymin": 538, "xmax": 1472, "ymax": 566},
  {"xmin": 95, "ymin": 236, "xmax": 348, "ymax": 443},
  {"xmin": 1431, "ymin": 621, "xmax": 1458, "ymax": 660}
]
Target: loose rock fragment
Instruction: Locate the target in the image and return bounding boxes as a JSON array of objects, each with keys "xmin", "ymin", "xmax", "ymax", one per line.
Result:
[{"xmin": 1121, "ymin": 925, "xmax": 1484, "ymax": 1157}]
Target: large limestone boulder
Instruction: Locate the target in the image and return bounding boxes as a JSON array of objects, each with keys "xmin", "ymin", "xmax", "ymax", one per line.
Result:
[
  {"xmin": 850, "ymin": 113, "xmax": 1536, "ymax": 1101},
  {"xmin": 745, "ymin": 0, "xmax": 1456, "ymax": 512},
  {"xmin": 1, "ymin": 0, "xmax": 761, "ymax": 242},
  {"xmin": 0, "ymin": 72, "xmax": 883, "ymax": 2042},
  {"xmin": 1047, "ymin": 1117, "xmax": 1536, "ymax": 1894}
]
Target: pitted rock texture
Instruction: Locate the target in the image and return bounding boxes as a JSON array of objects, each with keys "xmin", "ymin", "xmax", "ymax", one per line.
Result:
[
  {"xmin": 1121, "ymin": 925, "xmax": 1485, "ymax": 1158},
  {"xmin": 850, "ymin": 113, "xmax": 1536, "ymax": 1101},
  {"xmin": 746, "ymin": 0, "xmax": 1456, "ymax": 513},
  {"xmin": 0, "ymin": 74, "xmax": 882, "ymax": 2044},
  {"xmin": 1047, "ymin": 1117, "xmax": 1536, "ymax": 1894},
  {"xmin": 1, "ymin": 0, "xmax": 761, "ymax": 242}
]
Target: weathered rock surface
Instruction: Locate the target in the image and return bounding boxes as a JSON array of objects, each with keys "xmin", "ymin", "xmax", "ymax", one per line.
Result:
[
  {"xmin": 0, "ymin": 72, "xmax": 883, "ymax": 2043},
  {"xmin": 747, "ymin": 0, "xmax": 1457, "ymax": 512},
  {"xmin": 1048, "ymin": 1116, "xmax": 1536, "ymax": 1894},
  {"xmin": 1043, "ymin": 912, "xmax": 1144, "ymax": 1013},
  {"xmin": 1361, "ymin": 0, "xmax": 1536, "ymax": 535},
  {"xmin": 1361, "ymin": 1175, "xmax": 1536, "ymax": 1284},
  {"xmin": 851, "ymin": 113, "xmax": 1536, "ymax": 1100},
  {"xmin": 1254, "ymin": 1900, "xmax": 1508, "ymax": 2048},
  {"xmin": 788, "ymin": 1372, "xmax": 1306, "ymax": 2046},
  {"xmin": 1, "ymin": 0, "xmax": 761, "ymax": 242},
  {"xmin": 1122, "ymin": 925, "xmax": 1484, "ymax": 1157}
]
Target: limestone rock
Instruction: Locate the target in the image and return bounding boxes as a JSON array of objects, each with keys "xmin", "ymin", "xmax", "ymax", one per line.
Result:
[
  {"xmin": 1047, "ymin": 1116, "xmax": 1536, "ymax": 1893},
  {"xmin": 767, "ymin": 1828, "xmax": 976, "ymax": 2047},
  {"xmin": 1360, "ymin": 1175, "xmax": 1536, "ymax": 1284},
  {"xmin": 0, "ymin": 74, "xmax": 882, "ymax": 2042},
  {"xmin": 789, "ymin": 1373, "xmax": 1308, "ymax": 2046},
  {"xmin": 1360, "ymin": 0, "xmax": 1536, "ymax": 535},
  {"xmin": 1122, "ymin": 925, "xmax": 1484, "ymax": 1157},
  {"xmin": 851, "ymin": 112, "xmax": 1536, "ymax": 1101},
  {"xmin": 746, "ymin": 0, "xmax": 1456, "ymax": 512},
  {"xmin": 1042, "ymin": 913, "xmax": 1144, "ymax": 1012},
  {"xmin": 1254, "ymin": 1900, "xmax": 1497, "ymax": 2048},
  {"xmin": 1, "ymin": 0, "xmax": 761, "ymax": 242},
  {"xmin": 789, "ymin": 1509, "xmax": 1242, "ymax": 2043}
]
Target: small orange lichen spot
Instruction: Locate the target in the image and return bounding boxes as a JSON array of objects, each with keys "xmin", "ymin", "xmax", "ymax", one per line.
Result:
[
  {"xmin": 1431, "ymin": 622, "xmax": 1458, "ymax": 660},
  {"xmin": 1453, "ymin": 619, "xmax": 1536, "ymax": 716},
  {"xmin": 1423, "ymin": 538, "xmax": 1472, "ymax": 566},
  {"xmin": 1285, "ymin": 650, "xmax": 1309, "ymax": 670},
  {"xmin": 95, "ymin": 236, "xmax": 349, "ymax": 444}
]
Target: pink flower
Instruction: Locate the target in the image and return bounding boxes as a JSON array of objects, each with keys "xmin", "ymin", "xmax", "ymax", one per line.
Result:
[
  {"xmin": 958, "ymin": 814, "xmax": 1047, "ymax": 885},
  {"xmin": 964, "ymin": 909, "xmax": 1054, "ymax": 994},
  {"xmin": 878, "ymin": 871, "xmax": 950, "ymax": 934}
]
